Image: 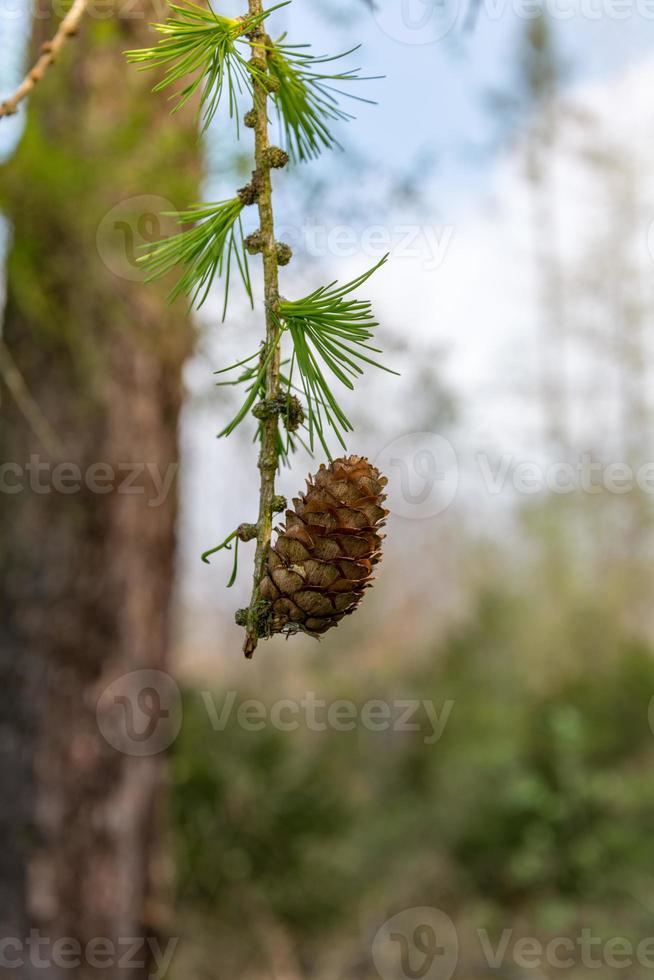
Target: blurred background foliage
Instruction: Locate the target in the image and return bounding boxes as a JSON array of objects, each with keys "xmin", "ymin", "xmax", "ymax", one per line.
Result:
[{"xmin": 171, "ymin": 571, "xmax": 654, "ymax": 978}]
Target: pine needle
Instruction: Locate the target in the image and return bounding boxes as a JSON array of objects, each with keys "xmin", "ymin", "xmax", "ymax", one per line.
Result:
[
  {"xmin": 125, "ymin": 1, "xmax": 287, "ymax": 132},
  {"xmin": 139, "ymin": 198, "xmax": 252, "ymax": 318},
  {"xmin": 217, "ymin": 341, "xmax": 277, "ymax": 438},
  {"xmin": 214, "ymin": 256, "xmax": 396, "ymax": 458},
  {"xmin": 276, "ymin": 254, "xmax": 397, "ymax": 453},
  {"xmin": 266, "ymin": 38, "xmax": 380, "ymax": 161}
]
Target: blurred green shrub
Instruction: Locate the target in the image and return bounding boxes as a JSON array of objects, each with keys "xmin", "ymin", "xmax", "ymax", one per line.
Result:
[
  {"xmin": 172, "ymin": 696, "xmax": 356, "ymax": 935},
  {"xmin": 171, "ymin": 589, "xmax": 654, "ymax": 970},
  {"xmin": 432, "ymin": 594, "xmax": 654, "ymax": 908}
]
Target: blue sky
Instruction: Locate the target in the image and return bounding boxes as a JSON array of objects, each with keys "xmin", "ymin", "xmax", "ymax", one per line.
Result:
[
  {"xmin": 262, "ymin": 1, "xmax": 654, "ymax": 204},
  {"xmin": 4, "ymin": 0, "xmax": 654, "ymax": 185}
]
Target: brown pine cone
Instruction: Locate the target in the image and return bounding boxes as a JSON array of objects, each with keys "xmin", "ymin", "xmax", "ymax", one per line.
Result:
[{"xmin": 260, "ymin": 456, "xmax": 388, "ymax": 637}]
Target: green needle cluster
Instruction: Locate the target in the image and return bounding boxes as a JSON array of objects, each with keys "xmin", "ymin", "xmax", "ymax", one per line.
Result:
[
  {"xmin": 140, "ymin": 198, "xmax": 252, "ymax": 318},
  {"xmin": 267, "ymin": 40, "xmax": 378, "ymax": 161},
  {"xmin": 126, "ymin": 2, "xmax": 283, "ymax": 131},
  {"xmin": 277, "ymin": 255, "xmax": 396, "ymax": 451},
  {"xmin": 218, "ymin": 256, "xmax": 396, "ymax": 456}
]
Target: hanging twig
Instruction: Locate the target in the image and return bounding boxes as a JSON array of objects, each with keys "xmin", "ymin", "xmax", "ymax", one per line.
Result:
[
  {"xmin": 125, "ymin": 1, "xmax": 390, "ymax": 658},
  {"xmin": 201, "ymin": 522, "xmax": 257, "ymax": 588},
  {"xmin": 241, "ymin": 0, "xmax": 285, "ymax": 659},
  {"xmin": 0, "ymin": 0, "xmax": 90, "ymax": 119}
]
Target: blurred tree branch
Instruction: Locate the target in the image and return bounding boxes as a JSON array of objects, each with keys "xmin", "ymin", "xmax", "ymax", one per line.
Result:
[{"xmin": 0, "ymin": 0, "xmax": 89, "ymax": 119}]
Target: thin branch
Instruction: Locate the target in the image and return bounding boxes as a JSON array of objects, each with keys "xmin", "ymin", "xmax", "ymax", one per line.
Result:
[
  {"xmin": 122, "ymin": 2, "xmax": 388, "ymax": 657},
  {"xmin": 242, "ymin": 0, "xmax": 283, "ymax": 659},
  {"xmin": 0, "ymin": 0, "xmax": 90, "ymax": 119}
]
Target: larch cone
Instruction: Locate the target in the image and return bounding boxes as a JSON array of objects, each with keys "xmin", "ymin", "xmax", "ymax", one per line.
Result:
[{"xmin": 260, "ymin": 455, "xmax": 389, "ymax": 637}]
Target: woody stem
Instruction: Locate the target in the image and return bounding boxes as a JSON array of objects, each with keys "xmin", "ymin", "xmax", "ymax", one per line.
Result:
[{"xmin": 242, "ymin": 0, "xmax": 282, "ymax": 659}]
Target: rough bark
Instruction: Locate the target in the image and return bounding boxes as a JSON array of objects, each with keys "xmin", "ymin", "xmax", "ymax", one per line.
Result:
[{"xmin": 0, "ymin": 2, "xmax": 200, "ymax": 976}]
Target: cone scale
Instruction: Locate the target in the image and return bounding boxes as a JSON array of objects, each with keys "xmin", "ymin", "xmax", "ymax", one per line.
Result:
[{"xmin": 260, "ymin": 456, "xmax": 389, "ymax": 637}]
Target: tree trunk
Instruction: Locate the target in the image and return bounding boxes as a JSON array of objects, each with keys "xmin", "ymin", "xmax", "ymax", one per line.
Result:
[{"xmin": 0, "ymin": 4, "xmax": 200, "ymax": 976}]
